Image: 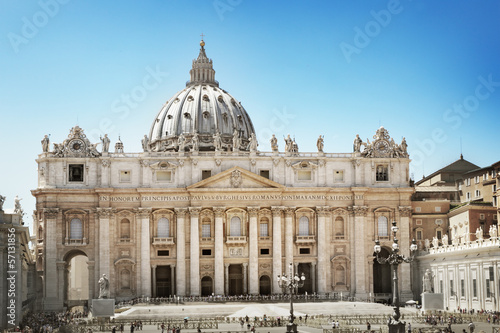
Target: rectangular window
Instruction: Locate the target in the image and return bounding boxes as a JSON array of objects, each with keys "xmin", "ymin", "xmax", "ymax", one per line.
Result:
[
  {"xmin": 333, "ymin": 170, "xmax": 344, "ymax": 182},
  {"xmin": 480, "ymin": 213, "xmax": 485, "ymax": 220},
  {"xmin": 494, "ymin": 184, "xmax": 497, "ymax": 192},
  {"xmin": 259, "ymin": 223, "xmax": 269, "ymax": 237},
  {"xmin": 437, "ymin": 230, "xmax": 442, "ymax": 239},
  {"xmin": 299, "ymin": 248, "xmax": 310, "ymax": 254},
  {"xmin": 435, "ymin": 206, "xmax": 441, "ymax": 212},
  {"xmin": 376, "ymin": 165, "xmax": 389, "ymax": 181},
  {"xmin": 415, "ymin": 207, "xmax": 421, "ymax": 213},
  {"xmin": 156, "ymin": 170, "xmax": 172, "ymax": 181},
  {"xmin": 450, "ymin": 280, "xmax": 454, "ymax": 296},
  {"xmin": 68, "ymin": 164, "xmax": 84, "ymax": 182},
  {"xmin": 475, "ymin": 190, "xmax": 481, "ymax": 198},
  {"xmin": 473, "ymin": 279, "xmax": 477, "ymax": 297},
  {"xmin": 458, "ymin": 183, "xmax": 462, "ymax": 190},
  {"xmin": 202, "ymin": 249, "xmax": 212, "ymax": 256},
  {"xmin": 494, "ymin": 214, "xmax": 498, "ymax": 221},
  {"xmin": 416, "ymin": 230, "xmax": 423, "ymax": 240},
  {"xmin": 120, "ymin": 170, "xmax": 131, "ymax": 182},
  {"xmin": 202, "ymin": 224, "xmax": 211, "ymax": 237},
  {"xmin": 416, "ymin": 219, "xmax": 422, "ymax": 225},
  {"xmin": 466, "ymin": 178, "xmax": 471, "ymax": 186},
  {"xmin": 475, "ymin": 176, "xmax": 480, "ymax": 184},
  {"xmin": 489, "ymin": 266, "xmax": 494, "ymax": 281},
  {"xmin": 461, "ymin": 279, "xmax": 465, "ymax": 297},
  {"xmin": 298, "ymin": 170, "xmax": 312, "ymax": 181},
  {"xmin": 466, "ymin": 192, "xmax": 471, "ymax": 201},
  {"xmin": 440, "ymin": 280, "xmax": 443, "ymax": 294},
  {"xmin": 259, "ymin": 170, "xmax": 270, "ymax": 179},
  {"xmin": 260, "ymin": 248, "xmax": 270, "ymax": 255},
  {"xmin": 158, "ymin": 250, "xmax": 169, "ymax": 256},
  {"xmin": 202, "ymin": 170, "xmax": 212, "ymax": 180},
  {"xmin": 486, "ymin": 279, "xmax": 491, "ymax": 297},
  {"xmin": 484, "ymin": 173, "xmax": 488, "ymax": 181}
]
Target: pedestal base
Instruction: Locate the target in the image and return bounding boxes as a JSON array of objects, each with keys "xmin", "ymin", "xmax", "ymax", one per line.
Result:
[
  {"xmin": 388, "ymin": 321, "xmax": 406, "ymax": 333},
  {"xmin": 421, "ymin": 293, "xmax": 444, "ymax": 312},
  {"xmin": 91, "ymin": 299, "xmax": 115, "ymax": 317},
  {"xmin": 286, "ymin": 323, "xmax": 298, "ymax": 333}
]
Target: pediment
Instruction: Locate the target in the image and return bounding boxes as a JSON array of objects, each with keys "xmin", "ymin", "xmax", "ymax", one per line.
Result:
[{"xmin": 187, "ymin": 166, "xmax": 284, "ymax": 189}]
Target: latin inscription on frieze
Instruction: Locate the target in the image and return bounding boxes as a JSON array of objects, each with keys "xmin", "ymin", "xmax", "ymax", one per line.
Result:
[{"xmin": 99, "ymin": 194, "xmax": 364, "ymax": 202}]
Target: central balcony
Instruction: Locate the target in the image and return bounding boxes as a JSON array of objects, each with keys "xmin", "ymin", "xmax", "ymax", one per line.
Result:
[
  {"xmin": 152, "ymin": 237, "xmax": 175, "ymax": 246},
  {"xmin": 295, "ymin": 235, "xmax": 316, "ymax": 245},
  {"xmin": 226, "ymin": 236, "xmax": 247, "ymax": 245}
]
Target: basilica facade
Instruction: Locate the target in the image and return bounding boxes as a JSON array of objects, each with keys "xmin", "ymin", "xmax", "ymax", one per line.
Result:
[{"xmin": 33, "ymin": 40, "xmax": 414, "ymax": 311}]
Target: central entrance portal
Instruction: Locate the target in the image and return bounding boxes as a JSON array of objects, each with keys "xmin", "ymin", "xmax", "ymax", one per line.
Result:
[
  {"xmin": 228, "ymin": 264, "xmax": 243, "ymax": 295},
  {"xmin": 156, "ymin": 266, "xmax": 172, "ymax": 297}
]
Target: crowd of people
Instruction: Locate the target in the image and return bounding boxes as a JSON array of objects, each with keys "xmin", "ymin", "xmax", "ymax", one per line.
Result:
[{"xmin": 19, "ymin": 310, "xmax": 88, "ymax": 333}]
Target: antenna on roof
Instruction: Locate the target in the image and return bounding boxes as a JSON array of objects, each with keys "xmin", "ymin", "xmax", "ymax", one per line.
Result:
[
  {"xmin": 422, "ymin": 163, "xmax": 425, "ymax": 179},
  {"xmin": 460, "ymin": 137, "xmax": 463, "ymax": 159}
]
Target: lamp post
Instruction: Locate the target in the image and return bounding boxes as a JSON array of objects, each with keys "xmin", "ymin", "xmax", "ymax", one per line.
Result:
[
  {"xmin": 277, "ymin": 263, "xmax": 306, "ymax": 333},
  {"xmin": 374, "ymin": 221, "xmax": 417, "ymax": 333}
]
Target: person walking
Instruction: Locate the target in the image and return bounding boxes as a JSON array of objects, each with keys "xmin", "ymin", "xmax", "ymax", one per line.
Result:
[{"xmin": 468, "ymin": 321, "xmax": 475, "ymax": 333}]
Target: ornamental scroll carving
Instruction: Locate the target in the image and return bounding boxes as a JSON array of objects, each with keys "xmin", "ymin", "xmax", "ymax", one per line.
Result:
[
  {"xmin": 101, "ymin": 159, "xmax": 111, "ymax": 167},
  {"xmin": 247, "ymin": 207, "xmax": 259, "ymax": 217},
  {"xmin": 43, "ymin": 208, "xmax": 59, "ymax": 219},
  {"xmin": 200, "ymin": 209, "xmax": 214, "ymax": 219},
  {"xmin": 96, "ymin": 208, "xmax": 114, "ymax": 218},
  {"xmin": 398, "ymin": 206, "xmax": 412, "ymax": 217},
  {"xmin": 356, "ymin": 127, "xmax": 409, "ymax": 158},
  {"xmin": 231, "ymin": 169, "xmax": 242, "ymax": 188},
  {"xmin": 174, "ymin": 208, "xmax": 188, "ymax": 217},
  {"xmin": 136, "ymin": 208, "xmax": 152, "ymax": 218},
  {"xmin": 284, "ymin": 207, "xmax": 296, "ymax": 216},
  {"xmin": 189, "ymin": 207, "xmax": 201, "ymax": 216},
  {"xmin": 213, "ymin": 207, "xmax": 226, "ymax": 218},
  {"xmin": 316, "ymin": 206, "xmax": 331, "ymax": 217},
  {"xmin": 352, "ymin": 206, "xmax": 368, "ymax": 216},
  {"xmin": 271, "ymin": 206, "xmax": 283, "ymax": 216},
  {"xmin": 52, "ymin": 126, "xmax": 101, "ymax": 158}
]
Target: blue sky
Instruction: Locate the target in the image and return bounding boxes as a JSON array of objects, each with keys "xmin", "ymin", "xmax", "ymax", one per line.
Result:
[{"xmin": 1, "ymin": 0, "xmax": 499, "ymax": 231}]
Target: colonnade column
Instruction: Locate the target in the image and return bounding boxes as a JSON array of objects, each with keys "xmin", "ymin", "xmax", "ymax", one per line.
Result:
[
  {"xmin": 399, "ymin": 206, "xmax": 413, "ymax": 300},
  {"xmin": 243, "ymin": 263, "xmax": 248, "ymax": 294},
  {"xmin": 152, "ymin": 265, "xmax": 157, "ymax": 297},
  {"xmin": 316, "ymin": 206, "xmax": 329, "ymax": 294},
  {"xmin": 284, "ymin": 208, "xmax": 295, "ymax": 271},
  {"xmin": 56, "ymin": 261, "xmax": 65, "ymax": 304},
  {"xmin": 311, "ymin": 262, "xmax": 316, "ymax": 293},
  {"xmin": 137, "ymin": 208, "xmax": 152, "ymax": 297},
  {"xmin": 87, "ymin": 261, "xmax": 95, "ymax": 300},
  {"xmin": 170, "ymin": 265, "xmax": 176, "ymax": 296},
  {"xmin": 97, "ymin": 208, "xmax": 113, "ymax": 283},
  {"xmin": 247, "ymin": 207, "xmax": 259, "ymax": 295},
  {"xmin": 175, "ymin": 208, "xmax": 187, "ymax": 296},
  {"xmin": 271, "ymin": 206, "xmax": 283, "ymax": 294},
  {"xmin": 224, "ymin": 263, "xmax": 230, "ymax": 295},
  {"xmin": 189, "ymin": 207, "xmax": 201, "ymax": 296},
  {"xmin": 214, "ymin": 207, "xmax": 225, "ymax": 295},
  {"xmin": 352, "ymin": 206, "xmax": 368, "ymax": 297},
  {"xmin": 43, "ymin": 208, "xmax": 60, "ymax": 310}
]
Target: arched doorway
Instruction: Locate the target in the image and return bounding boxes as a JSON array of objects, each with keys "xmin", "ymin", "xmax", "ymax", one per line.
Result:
[
  {"xmin": 64, "ymin": 250, "xmax": 89, "ymax": 308},
  {"xmin": 228, "ymin": 264, "xmax": 243, "ymax": 295},
  {"xmin": 201, "ymin": 276, "xmax": 213, "ymax": 296},
  {"xmin": 259, "ymin": 275, "xmax": 271, "ymax": 295},
  {"xmin": 297, "ymin": 263, "xmax": 313, "ymax": 294},
  {"xmin": 373, "ymin": 247, "xmax": 392, "ymax": 296},
  {"xmin": 156, "ymin": 266, "xmax": 172, "ymax": 297}
]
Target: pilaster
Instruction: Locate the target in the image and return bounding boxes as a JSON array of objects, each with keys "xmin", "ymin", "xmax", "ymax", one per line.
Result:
[
  {"xmin": 243, "ymin": 262, "xmax": 248, "ymax": 294},
  {"xmin": 316, "ymin": 206, "xmax": 330, "ymax": 294},
  {"xmin": 189, "ymin": 207, "xmax": 201, "ymax": 296},
  {"xmin": 352, "ymin": 206, "xmax": 368, "ymax": 297},
  {"xmin": 97, "ymin": 208, "xmax": 113, "ymax": 282},
  {"xmin": 213, "ymin": 207, "xmax": 225, "ymax": 295},
  {"xmin": 175, "ymin": 208, "xmax": 187, "ymax": 296},
  {"xmin": 398, "ymin": 206, "xmax": 413, "ymax": 300},
  {"xmin": 247, "ymin": 207, "xmax": 259, "ymax": 295},
  {"xmin": 137, "ymin": 208, "xmax": 152, "ymax": 297},
  {"xmin": 284, "ymin": 207, "xmax": 295, "ymax": 272},
  {"xmin": 43, "ymin": 208, "xmax": 62, "ymax": 310},
  {"xmin": 271, "ymin": 206, "xmax": 283, "ymax": 294}
]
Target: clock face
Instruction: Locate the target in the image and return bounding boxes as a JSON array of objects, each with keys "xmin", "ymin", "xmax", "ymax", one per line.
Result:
[
  {"xmin": 69, "ymin": 139, "xmax": 85, "ymax": 153},
  {"xmin": 375, "ymin": 140, "xmax": 389, "ymax": 153}
]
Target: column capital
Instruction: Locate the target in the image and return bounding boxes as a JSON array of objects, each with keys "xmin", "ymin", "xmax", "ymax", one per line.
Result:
[
  {"xmin": 56, "ymin": 261, "xmax": 66, "ymax": 270},
  {"xmin": 136, "ymin": 208, "xmax": 152, "ymax": 218},
  {"xmin": 271, "ymin": 206, "xmax": 284, "ymax": 216},
  {"xmin": 243, "ymin": 262, "xmax": 248, "ymax": 267},
  {"xmin": 96, "ymin": 207, "xmax": 115, "ymax": 218},
  {"xmin": 189, "ymin": 207, "xmax": 202, "ymax": 215},
  {"xmin": 316, "ymin": 206, "xmax": 331, "ymax": 217},
  {"xmin": 152, "ymin": 265, "xmax": 157, "ymax": 269},
  {"xmin": 247, "ymin": 207, "xmax": 260, "ymax": 217},
  {"xmin": 224, "ymin": 263, "xmax": 230, "ymax": 268},
  {"xmin": 213, "ymin": 207, "xmax": 226, "ymax": 217},
  {"xmin": 398, "ymin": 206, "xmax": 412, "ymax": 217},
  {"xmin": 174, "ymin": 208, "xmax": 188, "ymax": 217},
  {"xmin": 311, "ymin": 261, "xmax": 317, "ymax": 267},
  {"xmin": 171, "ymin": 264, "xmax": 176, "ymax": 268},
  {"xmin": 351, "ymin": 206, "xmax": 368, "ymax": 217},
  {"xmin": 284, "ymin": 207, "xmax": 296, "ymax": 216},
  {"xmin": 43, "ymin": 208, "xmax": 59, "ymax": 219}
]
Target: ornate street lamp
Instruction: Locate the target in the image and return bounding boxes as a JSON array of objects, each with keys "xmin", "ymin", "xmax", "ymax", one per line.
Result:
[
  {"xmin": 374, "ymin": 221, "xmax": 418, "ymax": 333},
  {"xmin": 277, "ymin": 262, "xmax": 306, "ymax": 333}
]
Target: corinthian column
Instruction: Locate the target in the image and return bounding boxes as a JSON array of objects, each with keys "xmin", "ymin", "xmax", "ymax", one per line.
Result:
[
  {"xmin": 213, "ymin": 207, "xmax": 225, "ymax": 295},
  {"xmin": 189, "ymin": 207, "xmax": 201, "ymax": 296},
  {"xmin": 175, "ymin": 208, "xmax": 187, "ymax": 296},
  {"xmin": 247, "ymin": 207, "xmax": 259, "ymax": 295},
  {"xmin": 271, "ymin": 206, "xmax": 283, "ymax": 294},
  {"xmin": 399, "ymin": 206, "xmax": 413, "ymax": 300},
  {"xmin": 284, "ymin": 207, "xmax": 295, "ymax": 272},
  {"xmin": 137, "ymin": 208, "xmax": 152, "ymax": 297},
  {"xmin": 316, "ymin": 206, "xmax": 330, "ymax": 294},
  {"xmin": 97, "ymin": 208, "xmax": 114, "ymax": 288},
  {"xmin": 352, "ymin": 206, "xmax": 368, "ymax": 297},
  {"xmin": 43, "ymin": 208, "xmax": 60, "ymax": 310}
]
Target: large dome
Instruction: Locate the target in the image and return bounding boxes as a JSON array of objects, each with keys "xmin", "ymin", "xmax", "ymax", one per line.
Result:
[{"xmin": 148, "ymin": 40, "xmax": 256, "ymax": 152}]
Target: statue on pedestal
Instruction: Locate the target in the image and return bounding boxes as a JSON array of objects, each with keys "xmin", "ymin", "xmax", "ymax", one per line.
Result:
[
  {"xmin": 191, "ymin": 131, "xmax": 199, "ymax": 152},
  {"xmin": 270, "ymin": 134, "xmax": 278, "ymax": 152},
  {"xmin": 317, "ymin": 135, "xmax": 324, "ymax": 153},
  {"xmin": 41, "ymin": 135, "xmax": 50, "ymax": 152},
  {"xmin": 476, "ymin": 227, "xmax": 483, "ymax": 241},
  {"xmin": 141, "ymin": 135, "xmax": 149, "ymax": 152},
  {"xmin": 353, "ymin": 134, "xmax": 363, "ymax": 153},
  {"xmin": 432, "ymin": 237, "xmax": 439, "ymax": 248},
  {"xmin": 101, "ymin": 134, "xmax": 110, "ymax": 153},
  {"xmin": 489, "ymin": 224, "xmax": 498, "ymax": 238},
  {"xmin": 248, "ymin": 133, "xmax": 258, "ymax": 152},
  {"xmin": 422, "ymin": 269, "xmax": 434, "ymax": 293},
  {"xmin": 442, "ymin": 234, "xmax": 448, "ymax": 246},
  {"xmin": 232, "ymin": 128, "xmax": 240, "ymax": 151},
  {"xmin": 98, "ymin": 274, "xmax": 110, "ymax": 299},
  {"xmin": 213, "ymin": 130, "xmax": 222, "ymax": 151},
  {"xmin": 14, "ymin": 195, "xmax": 23, "ymax": 214},
  {"xmin": 0, "ymin": 195, "xmax": 5, "ymax": 211},
  {"xmin": 284, "ymin": 134, "xmax": 292, "ymax": 153}
]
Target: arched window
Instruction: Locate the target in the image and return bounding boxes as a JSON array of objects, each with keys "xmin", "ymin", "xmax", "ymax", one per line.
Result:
[
  {"xmin": 70, "ymin": 218, "xmax": 83, "ymax": 240},
  {"xmin": 260, "ymin": 217, "xmax": 269, "ymax": 237},
  {"xmin": 230, "ymin": 216, "xmax": 241, "ymax": 236},
  {"xmin": 378, "ymin": 216, "xmax": 388, "ymax": 237},
  {"xmin": 334, "ymin": 216, "xmax": 344, "ymax": 238},
  {"xmin": 201, "ymin": 217, "xmax": 211, "ymax": 238},
  {"xmin": 299, "ymin": 216, "xmax": 309, "ymax": 236},
  {"xmin": 121, "ymin": 269, "xmax": 130, "ymax": 289},
  {"xmin": 120, "ymin": 219, "xmax": 130, "ymax": 239},
  {"xmin": 157, "ymin": 218, "xmax": 170, "ymax": 237}
]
